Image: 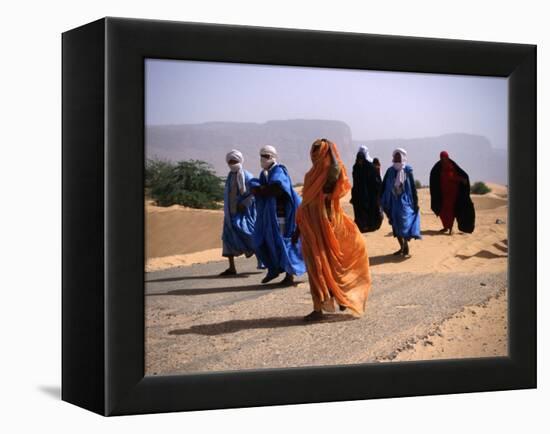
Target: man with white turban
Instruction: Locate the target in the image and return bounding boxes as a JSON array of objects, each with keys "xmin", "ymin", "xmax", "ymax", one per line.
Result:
[
  {"xmin": 220, "ymin": 149, "xmax": 259, "ymax": 276},
  {"xmin": 250, "ymin": 145, "xmax": 305, "ymax": 284},
  {"xmin": 380, "ymin": 148, "xmax": 421, "ymax": 256}
]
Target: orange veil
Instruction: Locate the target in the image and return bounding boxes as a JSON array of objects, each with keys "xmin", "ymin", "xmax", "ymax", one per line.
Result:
[{"xmin": 297, "ymin": 139, "xmax": 371, "ymax": 316}]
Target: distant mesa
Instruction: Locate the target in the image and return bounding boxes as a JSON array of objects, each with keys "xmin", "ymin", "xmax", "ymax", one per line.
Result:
[
  {"xmin": 353, "ymin": 133, "xmax": 507, "ymax": 185},
  {"xmin": 146, "ymin": 120, "xmax": 507, "ymax": 185}
]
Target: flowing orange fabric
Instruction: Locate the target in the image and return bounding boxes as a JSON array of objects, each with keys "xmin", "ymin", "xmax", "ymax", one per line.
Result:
[{"xmin": 296, "ymin": 139, "xmax": 372, "ymax": 316}]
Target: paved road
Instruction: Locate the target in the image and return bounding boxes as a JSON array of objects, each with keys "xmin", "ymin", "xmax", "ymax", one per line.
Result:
[{"xmin": 145, "ymin": 257, "xmax": 506, "ymax": 375}]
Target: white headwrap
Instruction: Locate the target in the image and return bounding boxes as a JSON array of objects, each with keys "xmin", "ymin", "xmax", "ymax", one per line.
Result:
[
  {"xmin": 259, "ymin": 145, "xmax": 278, "ymax": 177},
  {"xmin": 392, "ymin": 148, "xmax": 407, "ymax": 188},
  {"xmin": 226, "ymin": 149, "xmax": 246, "ymax": 195},
  {"xmin": 358, "ymin": 145, "xmax": 373, "ymax": 163},
  {"xmin": 260, "ymin": 145, "xmax": 278, "ymax": 159}
]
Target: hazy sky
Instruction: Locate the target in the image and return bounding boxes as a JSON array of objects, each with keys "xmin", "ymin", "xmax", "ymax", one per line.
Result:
[{"xmin": 145, "ymin": 59, "xmax": 508, "ymax": 149}]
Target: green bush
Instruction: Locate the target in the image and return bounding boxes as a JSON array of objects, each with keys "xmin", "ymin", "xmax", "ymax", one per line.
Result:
[
  {"xmin": 145, "ymin": 158, "xmax": 173, "ymax": 190},
  {"xmin": 145, "ymin": 158, "xmax": 225, "ymax": 209},
  {"xmin": 414, "ymin": 179, "xmax": 422, "ymax": 189},
  {"xmin": 471, "ymin": 181, "xmax": 491, "ymax": 195}
]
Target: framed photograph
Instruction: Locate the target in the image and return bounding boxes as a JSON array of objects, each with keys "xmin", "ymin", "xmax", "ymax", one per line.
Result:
[{"xmin": 62, "ymin": 17, "xmax": 536, "ymax": 416}]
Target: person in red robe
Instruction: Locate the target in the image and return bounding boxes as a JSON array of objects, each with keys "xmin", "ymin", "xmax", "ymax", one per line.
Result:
[
  {"xmin": 429, "ymin": 151, "xmax": 476, "ymax": 235},
  {"xmin": 439, "ymin": 151, "xmax": 460, "ymax": 233}
]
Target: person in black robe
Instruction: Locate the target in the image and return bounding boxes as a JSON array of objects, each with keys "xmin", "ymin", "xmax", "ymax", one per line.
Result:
[
  {"xmin": 372, "ymin": 158, "xmax": 381, "ymax": 177},
  {"xmin": 350, "ymin": 146, "xmax": 383, "ymax": 232},
  {"xmin": 429, "ymin": 151, "xmax": 476, "ymax": 234}
]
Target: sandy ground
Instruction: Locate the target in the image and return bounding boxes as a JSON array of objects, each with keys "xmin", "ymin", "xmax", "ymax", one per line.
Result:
[
  {"xmin": 379, "ymin": 288, "xmax": 507, "ymax": 362},
  {"xmin": 145, "ymin": 182, "xmax": 508, "ymax": 370},
  {"xmin": 146, "ymin": 182, "xmax": 508, "ymax": 275},
  {"xmin": 145, "ymin": 263, "xmax": 506, "ymax": 374}
]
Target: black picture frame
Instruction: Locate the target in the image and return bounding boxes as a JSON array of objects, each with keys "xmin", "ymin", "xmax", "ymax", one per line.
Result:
[{"xmin": 62, "ymin": 17, "xmax": 536, "ymax": 416}]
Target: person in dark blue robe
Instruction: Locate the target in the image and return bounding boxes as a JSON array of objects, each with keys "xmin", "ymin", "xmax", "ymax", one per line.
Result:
[
  {"xmin": 220, "ymin": 149, "xmax": 259, "ymax": 276},
  {"xmin": 250, "ymin": 145, "xmax": 306, "ymax": 285},
  {"xmin": 380, "ymin": 148, "xmax": 421, "ymax": 257}
]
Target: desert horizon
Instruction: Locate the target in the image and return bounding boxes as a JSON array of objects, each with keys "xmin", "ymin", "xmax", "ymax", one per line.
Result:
[{"xmin": 146, "ymin": 120, "xmax": 508, "ymax": 186}]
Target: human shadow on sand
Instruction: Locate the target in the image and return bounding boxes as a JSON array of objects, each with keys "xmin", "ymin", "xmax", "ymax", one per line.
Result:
[
  {"xmin": 368, "ymin": 254, "xmax": 409, "ymax": 266},
  {"xmin": 147, "ymin": 281, "xmax": 304, "ymax": 297},
  {"xmin": 146, "ymin": 271, "xmax": 263, "ymax": 283},
  {"xmin": 421, "ymin": 229, "xmax": 465, "ymax": 236},
  {"xmin": 456, "ymin": 250, "xmax": 507, "ymax": 260},
  {"xmin": 493, "ymin": 241, "xmax": 508, "ymax": 253},
  {"xmin": 168, "ymin": 314, "xmax": 356, "ymax": 336}
]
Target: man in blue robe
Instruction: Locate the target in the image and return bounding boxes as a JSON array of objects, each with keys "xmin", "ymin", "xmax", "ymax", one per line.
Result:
[
  {"xmin": 250, "ymin": 145, "xmax": 306, "ymax": 285},
  {"xmin": 220, "ymin": 149, "xmax": 259, "ymax": 276},
  {"xmin": 380, "ymin": 148, "xmax": 421, "ymax": 257}
]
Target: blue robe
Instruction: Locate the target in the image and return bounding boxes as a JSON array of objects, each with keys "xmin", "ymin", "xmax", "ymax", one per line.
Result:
[
  {"xmin": 381, "ymin": 165, "xmax": 422, "ymax": 240},
  {"xmin": 250, "ymin": 164, "xmax": 306, "ymax": 276},
  {"xmin": 222, "ymin": 170, "xmax": 257, "ymax": 257}
]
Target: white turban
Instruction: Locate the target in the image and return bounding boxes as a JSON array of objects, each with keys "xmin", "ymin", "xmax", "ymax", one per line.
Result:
[
  {"xmin": 259, "ymin": 145, "xmax": 278, "ymax": 174},
  {"xmin": 358, "ymin": 145, "xmax": 373, "ymax": 163},
  {"xmin": 260, "ymin": 145, "xmax": 278, "ymax": 159},
  {"xmin": 226, "ymin": 149, "xmax": 246, "ymax": 195},
  {"xmin": 392, "ymin": 147, "xmax": 407, "ymax": 160},
  {"xmin": 392, "ymin": 148, "xmax": 408, "ymax": 188},
  {"xmin": 225, "ymin": 149, "xmax": 243, "ymax": 164}
]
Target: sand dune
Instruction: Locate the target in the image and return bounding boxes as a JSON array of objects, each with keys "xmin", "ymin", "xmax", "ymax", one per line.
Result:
[
  {"xmin": 146, "ymin": 185, "xmax": 508, "ymax": 275},
  {"xmin": 485, "ymin": 182, "xmax": 508, "ymax": 198},
  {"xmin": 470, "ymin": 193, "xmax": 507, "ymax": 210},
  {"xmin": 146, "ymin": 205, "xmax": 223, "ymax": 260}
]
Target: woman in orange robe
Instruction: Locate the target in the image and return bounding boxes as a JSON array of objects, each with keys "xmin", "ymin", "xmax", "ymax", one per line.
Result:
[{"xmin": 293, "ymin": 139, "xmax": 372, "ymax": 321}]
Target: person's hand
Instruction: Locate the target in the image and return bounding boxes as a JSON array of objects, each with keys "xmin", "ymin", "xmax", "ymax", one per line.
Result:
[
  {"xmin": 291, "ymin": 230, "xmax": 300, "ymax": 244},
  {"xmin": 250, "ymin": 187, "xmax": 260, "ymax": 195},
  {"xmin": 237, "ymin": 203, "xmax": 246, "ymax": 214}
]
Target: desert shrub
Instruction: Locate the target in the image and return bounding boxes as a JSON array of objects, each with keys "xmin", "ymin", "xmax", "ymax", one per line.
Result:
[
  {"xmin": 145, "ymin": 158, "xmax": 173, "ymax": 190},
  {"xmin": 414, "ymin": 179, "xmax": 422, "ymax": 189},
  {"xmin": 471, "ymin": 181, "xmax": 491, "ymax": 195},
  {"xmin": 145, "ymin": 158, "xmax": 224, "ymax": 209}
]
